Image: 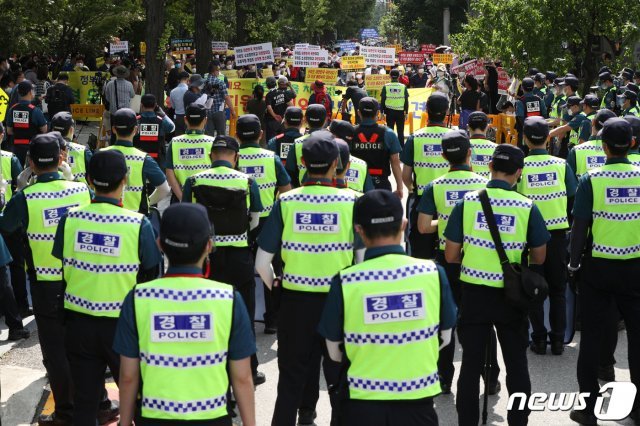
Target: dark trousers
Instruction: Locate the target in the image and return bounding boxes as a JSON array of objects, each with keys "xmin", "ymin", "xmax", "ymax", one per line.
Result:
[
  {"xmin": 65, "ymin": 312, "xmax": 120, "ymax": 426},
  {"xmin": 406, "ymin": 195, "xmax": 436, "ymax": 259},
  {"xmin": 272, "ymin": 290, "xmax": 341, "ymax": 426},
  {"xmin": 529, "ymin": 231, "xmax": 567, "ymax": 342},
  {"xmin": 385, "ymin": 109, "xmax": 405, "ymax": 147},
  {"xmin": 174, "ymin": 114, "xmax": 186, "ymax": 136},
  {"xmin": 31, "ymin": 281, "xmax": 73, "ymax": 421},
  {"xmin": 250, "ymin": 218, "xmax": 282, "ymax": 327},
  {"xmin": 5, "ymin": 229, "xmax": 28, "ymax": 311},
  {"xmin": 340, "ymin": 398, "xmax": 438, "ymax": 426},
  {"xmin": 0, "ymin": 265, "xmax": 23, "ymax": 330},
  {"xmin": 208, "ymin": 246, "xmax": 258, "ymax": 373},
  {"xmin": 457, "ymin": 283, "xmax": 531, "ymax": 426},
  {"xmin": 265, "ymin": 119, "xmax": 282, "ymax": 142},
  {"xmin": 206, "ymin": 111, "xmax": 227, "ymax": 137},
  {"xmin": 370, "ymin": 175, "xmax": 391, "ymax": 191},
  {"xmin": 577, "ymin": 257, "xmax": 640, "ymax": 412}
]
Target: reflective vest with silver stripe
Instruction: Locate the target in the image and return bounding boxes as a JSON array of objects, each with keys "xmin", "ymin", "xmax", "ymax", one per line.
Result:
[
  {"xmin": 412, "ymin": 126, "xmax": 452, "ymax": 195},
  {"xmin": 1, "ymin": 151, "xmax": 15, "ymax": 202},
  {"xmin": 67, "ymin": 141, "xmax": 89, "ymax": 185},
  {"xmin": 469, "ymin": 138, "xmax": 497, "ymax": 179},
  {"xmin": 345, "ymin": 155, "xmax": 368, "ymax": 193},
  {"xmin": 573, "ymin": 139, "xmax": 605, "ymax": 178},
  {"xmin": 170, "ymin": 133, "xmax": 215, "ymax": 186},
  {"xmin": 569, "ymin": 112, "xmax": 589, "ymax": 146},
  {"xmin": 294, "ymin": 134, "xmax": 310, "ymax": 183},
  {"xmin": 549, "ymin": 94, "xmax": 566, "ymax": 119},
  {"xmin": 383, "ymin": 82, "xmax": 406, "ymax": 111},
  {"xmin": 238, "ymin": 147, "xmax": 277, "ymax": 218},
  {"xmin": 102, "ymin": 145, "xmax": 147, "ymax": 213}
]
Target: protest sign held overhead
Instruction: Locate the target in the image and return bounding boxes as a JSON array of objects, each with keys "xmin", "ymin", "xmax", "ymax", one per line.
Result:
[
  {"xmin": 398, "ymin": 52, "xmax": 426, "ymax": 64},
  {"xmin": 365, "ymin": 74, "xmax": 390, "ymax": 89},
  {"xmin": 432, "ymin": 53, "xmax": 454, "ymax": 64},
  {"xmin": 211, "ymin": 41, "xmax": 229, "ymax": 53},
  {"xmin": 305, "ymin": 68, "xmax": 339, "ymax": 83},
  {"xmin": 421, "ymin": 44, "xmax": 437, "ymax": 54},
  {"xmin": 171, "ymin": 38, "xmax": 195, "ymax": 55},
  {"xmin": 360, "ymin": 46, "xmax": 395, "ymax": 66},
  {"xmin": 293, "ymin": 48, "xmax": 329, "ymax": 68},
  {"xmin": 109, "ymin": 41, "xmax": 128, "ymax": 54},
  {"xmin": 234, "ymin": 42, "xmax": 274, "ymax": 66},
  {"xmin": 341, "ymin": 55, "xmax": 366, "ymax": 70}
]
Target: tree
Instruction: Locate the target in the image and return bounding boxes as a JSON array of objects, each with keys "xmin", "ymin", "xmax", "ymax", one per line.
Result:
[
  {"xmin": 144, "ymin": 0, "xmax": 166, "ymax": 102},
  {"xmin": 194, "ymin": 0, "xmax": 212, "ymax": 73},
  {"xmin": 388, "ymin": 0, "xmax": 468, "ymax": 44}
]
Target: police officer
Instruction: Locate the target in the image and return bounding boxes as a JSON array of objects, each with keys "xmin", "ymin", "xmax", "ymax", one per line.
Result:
[
  {"xmin": 353, "ymin": 97, "xmax": 403, "ymax": 193},
  {"xmin": 267, "ymin": 106, "xmax": 304, "ymax": 166},
  {"xmin": 599, "ymin": 71, "xmax": 617, "ymax": 112},
  {"xmin": 516, "ymin": 117, "xmax": 577, "ymax": 355},
  {"xmin": 626, "ymin": 115, "xmax": 640, "ymax": 166},
  {"xmin": 578, "ymin": 94, "xmax": 600, "ymax": 143},
  {"xmin": 285, "ymin": 104, "xmax": 327, "ymax": 187},
  {"xmin": 6, "ymin": 80, "xmax": 48, "ymax": 166},
  {"xmin": 566, "ymin": 109, "xmax": 616, "ymax": 179},
  {"xmin": 333, "ymin": 138, "xmax": 363, "ymax": 195},
  {"xmin": 532, "ymin": 72, "xmax": 546, "ymax": 99},
  {"xmin": 416, "ymin": 131, "xmax": 488, "ymax": 393},
  {"xmin": 53, "ymin": 150, "xmax": 162, "ymax": 425},
  {"xmin": 568, "ymin": 118, "xmax": 640, "ymax": 425},
  {"xmin": 381, "ymin": 69, "xmax": 409, "ymax": 145},
  {"xmin": 255, "ymin": 131, "xmax": 359, "ymax": 426},
  {"xmin": 318, "ymin": 189, "xmax": 457, "ymax": 425},
  {"xmin": 543, "ymin": 72, "xmax": 557, "ymax": 110},
  {"xmin": 548, "ymin": 78, "xmax": 567, "ymax": 126},
  {"xmin": 103, "ymin": 108, "xmax": 170, "ymax": 213},
  {"xmin": 133, "ymin": 94, "xmax": 176, "ymax": 169},
  {"xmin": 182, "ymin": 134, "xmax": 265, "ymax": 385},
  {"xmin": 16, "ymin": 132, "xmax": 76, "ymax": 191},
  {"xmin": 444, "ymin": 144, "xmax": 550, "ymax": 426},
  {"xmin": 328, "ymin": 119, "xmax": 374, "ymax": 193},
  {"xmin": 515, "ymin": 77, "xmax": 547, "ymax": 150},
  {"xmin": 51, "ymin": 112, "xmax": 92, "ymax": 185},
  {"xmin": 549, "ymin": 96, "xmax": 588, "ymax": 149},
  {"xmin": 166, "ymin": 103, "xmax": 215, "ymax": 201},
  {"xmin": 113, "ymin": 203, "xmax": 257, "ymax": 426},
  {"xmin": 402, "ymin": 92, "xmax": 452, "ymax": 259},
  {"xmin": 620, "ymin": 89, "xmax": 640, "ymax": 117},
  {"xmin": 467, "ymin": 111, "xmax": 498, "ymax": 179},
  {"xmin": 0, "ymin": 133, "xmax": 93, "ymax": 426}
]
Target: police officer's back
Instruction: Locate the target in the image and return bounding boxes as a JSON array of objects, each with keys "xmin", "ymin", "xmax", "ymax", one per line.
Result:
[
  {"xmin": 133, "ymin": 94, "xmax": 176, "ymax": 170},
  {"xmin": 51, "ymin": 111, "xmax": 92, "ymax": 185},
  {"xmin": 285, "ymin": 104, "xmax": 327, "ymax": 187},
  {"xmin": 329, "ymin": 119, "xmax": 374, "ymax": 193},
  {"xmin": 515, "ymin": 77, "xmax": 547, "ymax": 149},
  {"xmin": 381, "ymin": 69, "xmax": 409, "ymax": 145},
  {"xmin": 467, "ymin": 111, "xmax": 498, "ymax": 179},
  {"xmin": 6, "ymin": 80, "xmax": 47, "ymax": 166},
  {"xmin": 566, "ymin": 109, "xmax": 616, "ymax": 179},
  {"xmin": 267, "ymin": 106, "xmax": 303, "ymax": 166}
]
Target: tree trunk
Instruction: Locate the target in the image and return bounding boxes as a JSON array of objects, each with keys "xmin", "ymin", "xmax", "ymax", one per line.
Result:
[
  {"xmin": 235, "ymin": 0, "xmax": 255, "ymax": 45},
  {"xmin": 195, "ymin": 0, "xmax": 212, "ymax": 74},
  {"xmin": 144, "ymin": 0, "xmax": 166, "ymax": 102}
]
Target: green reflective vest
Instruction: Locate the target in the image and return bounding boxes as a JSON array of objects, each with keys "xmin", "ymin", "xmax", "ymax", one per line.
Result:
[
  {"xmin": 63, "ymin": 202, "xmax": 143, "ymax": 317},
  {"xmin": 574, "ymin": 139, "xmax": 605, "ymax": 178},
  {"xmin": 569, "ymin": 112, "xmax": 587, "ymax": 147},
  {"xmin": 1, "ymin": 151, "xmax": 14, "ymax": 202},
  {"xmin": 384, "ymin": 82, "xmax": 406, "ymax": 111},
  {"xmin": 345, "ymin": 155, "xmax": 368, "ymax": 193},
  {"xmin": 629, "ymin": 152, "xmax": 640, "ymax": 167},
  {"xmin": 190, "ymin": 167, "xmax": 250, "ymax": 248},
  {"xmin": 280, "ymin": 185, "xmax": 356, "ymax": 293},
  {"xmin": 432, "ymin": 170, "xmax": 488, "ymax": 250},
  {"xmin": 170, "ymin": 133, "xmax": 215, "ymax": 187},
  {"xmin": 549, "ymin": 94, "xmax": 566, "ymax": 119},
  {"xmin": 294, "ymin": 134, "xmax": 310, "ymax": 183},
  {"xmin": 601, "ymin": 86, "xmax": 617, "ymax": 109},
  {"xmin": 460, "ymin": 188, "xmax": 532, "ymax": 288},
  {"xmin": 469, "ymin": 138, "xmax": 497, "ymax": 179},
  {"xmin": 590, "ymin": 163, "xmax": 640, "ymax": 260},
  {"xmin": 23, "ymin": 179, "xmax": 91, "ymax": 281},
  {"xmin": 238, "ymin": 147, "xmax": 277, "ymax": 218},
  {"xmin": 134, "ymin": 277, "xmax": 233, "ymax": 421},
  {"xmin": 341, "ymin": 254, "xmax": 441, "ymax": 400},
  {"xmin": 622, "ymin": 106, "xmax": 640, "ymax": 117},
  {"xmin": 412, "ymin": 126, "xmax": 452, "ymax": 195},
  {"xmin": 517, "ymin": 155, "xmax": 569, "ymax": 230},
  {"xmin": 102, "ymin": 145, "xmax": 147, "ymax": 213},
  {"xmin": 67, "ymin": 141, "xmax": 88, "ymax": 184}
]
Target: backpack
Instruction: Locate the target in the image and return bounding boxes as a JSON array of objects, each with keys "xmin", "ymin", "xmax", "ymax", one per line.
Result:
[{"xmin": 46, "ymin": 85, "xmax": 68, "ymax": 115}]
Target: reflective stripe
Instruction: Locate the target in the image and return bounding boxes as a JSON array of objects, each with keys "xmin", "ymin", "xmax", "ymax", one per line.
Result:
[
  {"xmin": 258, "ymin": 182, "xmax": 277, "ymax": 190},
  {"xmin": 414, "ymin": 162, "xmax": 448, "ymax": 168},
  {"xmin": 126, "ymin": 186, "xmax": 144, "ymax": 192},
  {"xmin": 593, "ymin": 243, "xmax": 640, "ymax": 257},
  {"xmin": 190, "ymin": 173, "xmax": 247, "ymax": 181},
  {"xmin": 27, "ymin": 233, "xmax": 55, "ymax": 241},
  {"xmin": 173, "ymin": 164, "xmax": 210, "ymax": 171},
  {"xmin": 345, "ymin": 325, "xmax": 439, "ymax": 345},
  {"xmin": 124, "ymin": 154, "xmax": 145, "ymax": 161},
  {"xmin": 593, "ymin": 211, "xmax": 640, "ymax": 221},
  {"xmin": 545, "ymin": 217, "xmax": 570, "ymax": 227},
  {"xmin": 464, "ymin": 193, "xmax": 533, "ymax": 208},
  {"xmin": 67, "ymin": 211, "xmax": 143, "ymax": 224},
  {"xmin": 283, "ymin": 273, "xmax": 333, "ymax": 288},
  {"xmin": 281, "ymin": 241, "xmax": 354, "ymax": 253},
  {"xmin": 341, "ymin": 263, "xmax": 437, "ymax": 284},
  {"xmin": 142, "ymin": 395, "xmax": 227, "ymax": 414},
  {"xmin": 434, "ymin": 178, "xmax": 487, "ymax": 185},
  {"xmin": 590, "ymin": 170, "xmax": 640, "ymax": 179},
  {"xmin": 281, "ymin": 193, "xmax": 356, "ymax": 203},
  {"xmin": 214, "ymin": 234, "xmax": 246, "ymax": 244},
  {"xmin": 414, "ymin": 132, "xmax": 446, "ymax": 138},
  {"xmin": 240, "ymin": 153, "xmax": 274, "ymax": 160},
  {"xmin": 135, "ymin": 287, "xmax": 234, "ymax": 301},
  {"xmin": 63, "ymin": 258, "xmax": 139, "ymax": 273},
  {"xmin": 35, "ymin": 267, "xmax": 61, "ymax": 276},
  {"xmin": 23, "ymin": 186, "xmax": 88, "ymax": 200},
  {"xmin": 261, "ymin": 204, "xmax": 273, "ymax": 215},
  {"xmin": 461, "ymin": 265, "xmax": 502, "ymax": 281},
  {"xmin": 348, "ymin": 372, "xmax": 439, "ymax": 393},
  {"xmin": 64, "ymin": 293, "xmax": 122, "ymax": 313},
  {"xmin": 526, "ymin": 191, "xmax": 567, "ymax": 201},
  {"xmin": 140, "ymin": 351, "xmax": 228, "ymax": 368},
  {"xmin": 463, "ymin": 236, "xmax": 526, "ymax": 251}
]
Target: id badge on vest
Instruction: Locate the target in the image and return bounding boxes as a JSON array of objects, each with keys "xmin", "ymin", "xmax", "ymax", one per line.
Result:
[
  {"xmin": 74, "ymin": 231, "xmax": 122, "ymax": 256},
  {"xmin": 605, "ymin": 187, "xmax": 640, "ymax": 204},
  {"xmin": 240, "ymin": 165, "xmax": 264, "ymax": 179},
  {"xmin": 294, "ymin": 212, "xmax": 339, "ymax": 233},
  {"xmin": 526, "ymin": 172, "xmax": 558, "ymax": 188},
  {"xmin": 526, "ymin": 101, "xmax": 540, "ymax": 114},
  {"xmin": 445, "ymin": 190, "xmax": 470, "ymax": 207},
  {"xmin": 346, "ymin": 168, "xmax": 359, "ymax": 183},
  {"xmin": 179, "ymin": 147, "xmax": 205, "ymax": 161},
  {"xmin": 422, "ymin": 144, "xmax": 442, "ymax": 157},
  {"xmin": 280, "ymin": 142, "xmax": 292, "ymax": 159},
  {"xmin": 363, "ymin": 291, "xmax": 425, "ymax": 324},
  {"xmin": 151, "ymin": 313, "xmax": 213, "ymax": 342},
  {"xmin": 13, "ymin": 110, "xmax": 29, "ymax": 128},
  {"xmin": 43, "ymin": 204, "xmax": 78, "ymax": 227},
  {"xmin": 475, "ymin": 211, "xmax": 516, "ymax": 234},
  {"xmin": 140, "ymin": 124, "xmax": 160, "ymax": 141}
]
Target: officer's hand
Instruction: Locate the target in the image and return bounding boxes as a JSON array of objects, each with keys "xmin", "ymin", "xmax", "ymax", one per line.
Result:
[
  {"xmin": 60, "ymin": 162, "xmax": 74, "ymax": 181},
  {"xmin": 568, "ymin": 264, "xmax": 581, "ymax": 294},
  {"xmin": 394, "ymin": 188, "xmax": 403, "ymax": 199},
  {"xmin": 274, "ymin": 114, "xmax": 283, "ymax": 122}
]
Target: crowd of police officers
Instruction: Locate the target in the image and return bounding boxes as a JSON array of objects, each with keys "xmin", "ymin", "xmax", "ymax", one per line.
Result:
[{"xmin": 0, "ymin": 65, "xmax": 640, "ymax": 426}]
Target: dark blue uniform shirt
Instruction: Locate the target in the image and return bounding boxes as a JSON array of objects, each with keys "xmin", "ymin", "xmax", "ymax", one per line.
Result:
[{"xmin": 112, "ymin": 140, "xmax": 166, "ymax": 187}]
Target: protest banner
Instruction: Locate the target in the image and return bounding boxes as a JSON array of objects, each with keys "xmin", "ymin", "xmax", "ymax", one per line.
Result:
[
  {"xmin": 222, "ymin": 69, "xmax": 239, "ymax": 79},
  {"xmin": 498, "ymin": 67, "xmax": 510, "ymax": 95},
  {"xmin": 341, "ymin": 55, "xmax": 366, "ymax": 70},
  {"xmin": 337, "ymin": 41, "xmax": 357, "ymax": 53},
  {"xmin": 421, "ymin": 44, "xmax": 437, "ymax": 54},
  {"xmin": 305, "ymin": 68, "xmax": 339, "ymax": 83},
  {"xmin": 432, "ymin": 53, "xmax": 454, "ymax": 64},
  {"xmin": 452, "ymin": 59, "xmax": 484, "ymax": 76},
  {"xmin": 109, "ymin": 41, "xmax": 128, "ymax": 54},
  {"xmin": 294, "ymin": 48, "xmax": 329, "ymax": 68},
  {"xmin": 406, "ymin": 87, "xmax": 435, "ymax": 135},
  {"xmin": 360, "ymin": 28, "xmax": 379, "ymax": 39},
  {"xmin": 234, "ymin": 42, "xmax": 274, "ymax": 66},
  {"xmin": 261, "ymin": 67, "xmax": 274, "ymax": 78},
  {"xmin": 365, "ymin": 74, "xmax": 390, "ymax": 90},
  {"xmin": 0, "ymin": 88, "xmax": 8, "ymax": 122},
  {"xmin": 387, "ymin": 44, "xmax": 403, "ymax": 54},
  {"xmin": 398, "ymin": 52, "xmax": 426, "ymax": 64},
  {"xmin": 211, "ymin": 41, "xmax": 229, "ymax": 53},
  {"xmin": 360, "ymin": 46, "xmax": 395, "ymax": 66},
  {"xmin": 294, "ymin": 43, "xmax": 309, "ymax": 49},
  {"xmin": 273, "ymin": 47, "xmax": 283, "ymax": 58},
  {"xmin": 140, "ymin": 42, "xmax": 146, "ymax": 56},
  {"xmin": 171, "ymin": 38, "xmax": 195, "ymax": 55},
  {"xmin": 66, "ymin": 71, "xmax": 107, "ymax": 121}
]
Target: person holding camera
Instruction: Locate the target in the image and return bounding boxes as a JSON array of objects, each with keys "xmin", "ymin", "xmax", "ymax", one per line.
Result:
[{"xmin": 205, "ymin": 60, "xmax": 236, "ymax": 137}]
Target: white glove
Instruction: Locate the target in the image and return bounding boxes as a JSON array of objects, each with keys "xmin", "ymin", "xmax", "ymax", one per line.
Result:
[
  {"xmin": 59, "ymin": 161, "xmax": 74, "ymax": 181},
  {"xmin": 439, "ymin": 329, "xmax": 452, "ymax": 350}
]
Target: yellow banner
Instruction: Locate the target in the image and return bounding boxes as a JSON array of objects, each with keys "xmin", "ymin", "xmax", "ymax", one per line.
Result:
[
  {"xmin": 261, "ymin": 67, "xmax": 274, "ymax": 78},
  {"xmin": 221, "ymin": 69, "xmax": 239, "ymax": 80},
  {"xmin": 67, "ymin": 71, "xmax": 107, "ymax": 121},
  {"xmin": 387, "ymin": 44, "xmax": 402, "ymax": 54},
  {"xmin": 305, "ymin": 68, "xmax": 338, "ymax": 83},
  {"xmin": 341, "ymin": 56, "xmax": 366, "ymax": 70},
  {"xmin": 432, "ymin": 53, "xmax": 454, "ymax": 65},
  {"xmin": 405, "ymin": 87, "xmax": 434, "ymax": 135},
  {"xmin": 365, "ymin": 74, "xmax": 390, "ymax": 90},
  {"xmin": 0, "ymin": 88, "xmax": 9, "ymax": 122}
]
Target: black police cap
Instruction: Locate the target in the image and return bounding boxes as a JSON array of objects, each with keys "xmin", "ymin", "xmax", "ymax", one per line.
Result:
[
  {"xmin": 29, "ymin": 133, "xmax": 60, "ymax": 166},
  {"xmin": 521, "ymin": 78, "xmax": 535, "ymax": 90},
  {"xmin": 212, "ymin": 135, "xmax": 239, "ymax": 152},
  {"xmin": 51, "ymin": 111, "xmax": 75, "ymax": 133},
  {"xmin": 186, "ymin": 103, "xmax": 207, "ymax": 119},
  {"xmin": 468, "ymin": 111, "xmax": 489, "ymax": 128},
  {"xmin": 566, "ymin": 96, "xmax": 582, "ymax": 107},
  {"xmin": 622, "ymin": 90, "xmax": 638, "ymax": 102},
  {"xmin": 284, "ymin": 107, "xmax": 303, "ymax": 125},
  {"xmin": 623, "ymin": 115, "xmax": 640, "ymax": 140},
  {"xmin": 426, "ymin": 92, "xmax": 448, "ymax": 113},
  {"xmin": 564, "ymin": 76, "xmax": 579, "ymax": 89},
  {"xmin": 545, "ymin": 71, "xmax": 557, "ymax": 82},
  {"xmin": 595, "ymin": 109, "xmax": 617, "ymax": 127},
  {"xmin": 625, "ymin": 83, "xmax": 640, "ymax": 94},
  {"xmin": 533, "ymin": 73, "xmax": 545, "ymax": 83},
  {"xmin": 555, "ymin": 77, "xmax": 565, "ymax": 86},
  {"xmin": 112, "ymin": 108, "xmax": 137, "ymax": 130},
  {"xmin": 306, "ymin": 104, "xmax": 327, "ymax": 127},
  {"xmin": 329, "ymin": 120, "xmax": 355, "ymax": 142},
  {"xmin": 17, "ymin": 80, "xmax": 33, "ymax": 97},
  {"xmin": 581, "ymin": 94, "xmax": 600, "ymax": 108},
  {"xmin": 354, "ymin": 189, "xmax": 403, "ymax": 227},
  {"xmin": 492, "ymin": 144, "xmax": 525, "ymax": 171},
  {"xmin": 89, "ymin": 149, "xmax": 127, "ymax": 188},
  {"xmin": 236, "ymin": 114, "xmax": 261, "ymax": 141},
  {"xmin": 302, "ymin": 130, "xmax": 338, "ymax": 169},
  {"xmin": 602, "ymin": 117, "xmax": 632, "ymax": 149},
  {"xmin": 527, "ymin": 67, "xmax": 539, "ymax": 76},
  {"xmin": 390, "ymin": 69, "xmax": 400, "ymax": 78},
  {"xmin": 359, "ymin": 97, "xmax": 379, "ymax": 114},
  {"xmin": 599, "ymin": 71, "xmax": 613, "ymax": 82},
  {"xmin": 335, "ymin": 138, "xmax": 350, "ymax": 174},
  {"xmin": 523, "ymin": 116, "xmax": 549, "ymax": 144},
  {"xmin": 441, "ymin": 130, "xmax": 470, "ymax": 155},
  {"xmin": 598, "ymin": 66, "xmax": 612, "ymax": 75},
  {"xmin": 161, "ymin": 203, "xmax": 212, "ymax": 251}
]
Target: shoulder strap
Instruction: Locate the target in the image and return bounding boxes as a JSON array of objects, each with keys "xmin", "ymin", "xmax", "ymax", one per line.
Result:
[
  {"xmin": 114, "ymin": 79, "xmax": 119, "ymax": 110},
  {"xmin": 478, "ymin": 189, "xmax": 510, "ymax": 266}
]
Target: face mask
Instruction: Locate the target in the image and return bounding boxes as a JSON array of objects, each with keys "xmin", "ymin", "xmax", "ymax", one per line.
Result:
[
  {"xmin": 600, "ymin": 83, "xmax": 607, "ymax": 90},
  {"xmin": 226, "ymin": 65, "xmax": 233, "ymax": 70},
  {"xmin": 418, "ymin": 69, "xmax": 424, "ymax": 74},
  {"xmin": 437, "ymin": 71, "xmax": 444, "ymax": 77},
  {"xmin": 567, "ymin": 107, "xmax": 575, "ymax": 117},
  {"xmin": 617, "ymin": 96, "xmax": 625, "ymax": 108},
  {"xmin": 356, "ymin": 75, "xmax": 363, "ymax": 81}
]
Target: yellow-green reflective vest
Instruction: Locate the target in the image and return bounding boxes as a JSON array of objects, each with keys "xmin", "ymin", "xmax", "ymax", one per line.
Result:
[
  {"xmin": 102, "ymin": 145, "xmax": 147, "ymax": 213},
  {"xmin": 589, "ymin": 163, "xmax": 640, "ymax": 260},
  {"xmin": 470, "ymin": 138, "xmax": 497, "ymax": 179},
  {"xmin": 412, "ymin": 126, "xmax": 452, "ymax": 195},
  {"xmin": 574, "ymin": 139, "xmax": 605, "ymax": 178},
  {"xmin": 23, "ymin": 179, "xmax": 91, "ymax": 281},
  {"xmin": 549, "ymin": 94, "xmax": 566, "ymax": 119},
  {"xmin": 432, "ymin": 170, "xmax": 487, "ymax": 250},
  {"xmin": 601, "ymin": 86, "xmax": 617, "ymax": 109},
  {"xmin": 238, "ymin": 147, "xmax": 277, "ymax": 218},
  {"xmin": 384, "ymin": 82, "xmax": 406, "ymax": 111},
  {"xmin": 63, "ymin": 202, "xmax": 143, "ymax": 317},
  {"xmin": 1, "ymin": 151, "xmax": 15, "ymax": 202},
  {"xmin": 460, "ymin": 188, "xmax": 532, "ymax": 288},
  {"xmin": 190, "ymin": 167, "xmax": 250, "ymax": 248},
  {"xmin": 67, "ymin": 141, "xmax": 88, "ymax": 184},
  {"xmin": 134, "ymin": 277, "xmax": 233, "ymax": 421},
  {"xmin": 629, "ymin": 152, "xmax": 640, "ymax": 167},
  {"xmin": 341, "ymin": 254, "xmax": 441, "ymax": 400},
  {"xmin": 517, "ymin": 155, "xmax": 569, "ymax": 230},
  {"xmin": 345, "ymin": 155, "xmax": 368, "ymax": 193},
  {"xmin": 280, "ymin": 185, "xmax": 356, "ymax": 292},
  {"xmin": 294, "ymin": 134, "xmax": 310, "ymax": 183},
  {"xmin": 170, "ymin": 133, "xmax": 215, "ymax": 186},
  {"xmin": 622, "ymin": 106, "xmax": 640, "ymax": 117}
]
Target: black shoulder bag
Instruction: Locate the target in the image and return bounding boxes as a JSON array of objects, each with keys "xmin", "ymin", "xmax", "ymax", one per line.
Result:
[{"xmin": 478, "ymin": 189, "xmax": 548, "ymax": 311}]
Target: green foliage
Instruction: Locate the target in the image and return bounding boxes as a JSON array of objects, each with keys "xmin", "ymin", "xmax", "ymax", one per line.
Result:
[{"xmin": 390, "ymin": 0, "xmax": 467, "ymax": 44}]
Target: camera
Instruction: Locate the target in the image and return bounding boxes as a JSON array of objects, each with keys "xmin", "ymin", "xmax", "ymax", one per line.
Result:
[
  {"xmin": 204, "ymin": 78, "xmax": 223, "ymax": 96},
  {"xmin": 335, "ymin": 89, "xmax": 343, "ymax": 96}
]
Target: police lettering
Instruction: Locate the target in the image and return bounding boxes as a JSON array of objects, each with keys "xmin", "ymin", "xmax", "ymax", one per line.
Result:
[
  {"xmin": 527, "ymin": 172, "xmax": 558, "ymax": 188},
  {"xmin": 294, "ymin": 212, "xmax": 339, "ymax": 233},
  {"xmin": 475, "ymin": 212, "xmax": 516, "ymax": 234},
  {"xmin": 364, "ymin": 291, "xmax": 425, "ymax": 324},
  {"xmin": 74, "ymin": 231, "xmax": 122, "ymax": 257},
  {"xmin": 354, "ymin": 142, "xmax": 383, "ymax": 150},
  {"xmin": 179, "ymin": 148, "xmax": 205, "ymax": 160},
  {"xmin": 422, "ymin": 144, "xmax": 442, "ymax": 156},
  {"xmin": 605, "ymin": 187, "xmax": 640, "ymax": 205},
  {"xmin": 152, "ymin": 313, "xmax": 213, "ymax": 342}
]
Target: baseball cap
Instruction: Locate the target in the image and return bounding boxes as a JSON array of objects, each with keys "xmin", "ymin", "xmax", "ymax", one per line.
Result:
[
  {"xmin": 212, "ymin": 135, "xmax": 239, "ymax": 152},
  {"xmin": 441, "ymin": 130, "xmax": 470, "ymax": 155},
  {"xmin": 278, "ymin": 76, "xmax": 288, "ymax": 85},
  {"xmin": 51, "ymin": 111, "xmax": 75, "ymax": 133},
  {"xmin": 625, "ymin": 83, "xmax": 640, "ymax": 94},
  {"xmin": 17, "ymin": 80, "xmax": 33, "ymax": 97},
  {"xmin": 189, "ymin": 74, "xmax": 205, "ymax": 88},
  {"xmin": 555, "ymin": 77, "xmax": 565, "ymax": 86},
  {"xmin": 284, "ymin": 107, "xmax": 303, "ymax": 125},
  {"xmin": 527, "ymin": 67, "xmax": 540, "ymax": 76},
  {"xmin": 601, "ymin": 117, "xmax": 632, "ymax": 149},
  {"xmin": 566, "ymin": 96, "xmax": 582, "ymax": 107},
  {"xmin": 468, "ymin": 111, "xmax": 489, "ymax": 128},
  {"xmin": 335, "ymin": 138, "xmax": 350, "ymax": 174},
  {"xmin": 622, "ymin": 90, "xmax": 638, "ymax": 102},
  {"xmin": 161, "ymin": 204, "xmax": 212, "ymax": 252},
  {"xmin": 306, "ymin": 104, "xmax": 327, "ymax": 127},
  {"xmin": 186, "ymin": 103, "xmax": 207, "ymax": 120},
  {"xmin": 236, "ymin": 114, "xmax": 261, "ymax": 140},
  {"xmin": 564, "ymin": 76, "xmax": 579, "ymax": 89},
  {"xmin": 390, "ymin": 69, "xmax": 400, "ymax": 78},
  {"xmin": 623, "ymin": 115, "xmax": 640, "ymax": 140},
  {"xmin": 523, "ymin": 116, "xmax": 549, "ymax": 144},
  {"xmin": 581, "ymin": 94, "xmax": 600, "ymax": 108},
  {"xmin": 521, "ymin": 77, "xmax": 535, "ymax": 90},
  {"xmin": 492, "ymin": 144, "xmax": 525, "ymax": 173},
  {"xmin": 545, "ymin": 71, "xmax": 557, "ymax": 82},
  {"xmin": 598, "ymin": 66, "xmax": 612, "ymax": 75},
  {"xmin": 301, "ymin": 130, "xmax": 338, "ymax": 169},
  {"xmin": 141, "ymin": 94, "xmax": 156, "ymax": 108},
  {"xmin": 111, "ymin": 108, "xmax": 137, "ymax": 131},
  {"xmin": 426, "ymin": 92, "xmax": 448, "ymax": 113},
  {"xmin": 328, "ymin": 119, "xmax": 355, "ymax": 142},
  {"xmin": 51, "ymin": 131, "xmax": 68, "ymax": 150},
  {"xmin": 533, "ymin": 73, "xmax": 545, "ymax": 83},
  {"xmin": 622, "ymin": 70, "xmax": 634, "ymax": 81},
  {"xmin": 354, "ymin": 190, "xmax": 403, "ymax": 227},
  {"xmin": 29, "ymin": 133, "xmax": 60, "ymax": 167},
  {"xmin": 89, "ymin": 149, "xmax": 128, "ymax": 188},
  {"xmin": 595, "ymin": 109, "xmax": 617, "ymax": 128},
  {"xmin": 359, "ymin": 97, "xmax": 379, "ymax": 114},
  {"xmin": 599, "ymin": 71, "xmax": 613, "ymax": 82}
]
